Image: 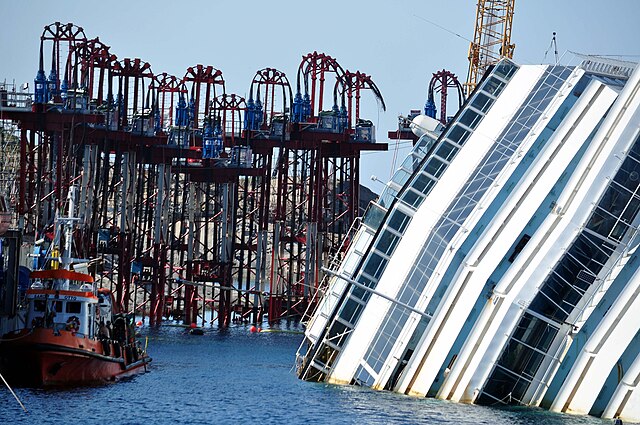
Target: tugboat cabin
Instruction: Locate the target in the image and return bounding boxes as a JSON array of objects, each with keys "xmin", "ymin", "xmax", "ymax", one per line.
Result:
[{"xmin": 26, "ymin": 269, "xmax": 98, "ymax": 338}]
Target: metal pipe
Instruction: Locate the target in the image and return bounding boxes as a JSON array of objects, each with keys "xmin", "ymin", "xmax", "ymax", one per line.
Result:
[{"xmin": 320, "ymin": 267, "xmax": 432, "ymax": 319}]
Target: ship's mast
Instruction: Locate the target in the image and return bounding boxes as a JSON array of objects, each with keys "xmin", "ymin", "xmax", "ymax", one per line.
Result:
[
  {"xmin": 61, "ymin": 186, "xmax": 77, "ymax": 271},
  {"xmin": 51, "ymin": 186, "xmax": 80, "ymax": 289}
]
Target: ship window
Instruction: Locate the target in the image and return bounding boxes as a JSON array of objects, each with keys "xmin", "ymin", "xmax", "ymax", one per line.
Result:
[
  {"xmin": 412, "ymin": 172, "xmax": 437, "ymax": 194},
  {"xmin": 459, "ymin": 109, "xmax": 482, "ymax": 129},
  {"xmin": 378, "ymin": 187, "xmax": 398, "ymax": 209},
  {"xmin": 401, "ymin": 153, "xmax": 423, "ymax": 174},
  {"xmin": 425, "ymin": 157, "xmax": 447, "ymax": 179},
  {"xmin": 401, "ymin": 188, "xmax": 425, "ymax": 209},
  {"xmin": 363, "ymin": 203, "xmax": 386, "ymax": 229},
  {"xmin": 354, "ymin": 364, "xmax": 376, "ymax": 387},
  {"xmin": 338, "ymin": 298, "xmax": 364, "ymax": 326},
  {"xmin": 388, "ymin": 209, "xmax": 411, "ymax": 233},
  {"xmin": 351, "ymin": 274, "xmax": 376, "ymax": 302},
  {"xmin": 66, "ymin": 302, "xmax": 81, "ymax": 314},
  {"xmin": 363, "ymin": 252, "xmax": 388, "ymax": 279},
  {"xmin": 479, "ymin": 364, "xmax": 530, "ymax": 405},
  {"xmin": 365, "ymin": 306, "xmax": 412, "ymax": 375},
  {"xmin": 470, "ymin": 92, "xmax": 493, "ymax": 113},
  {"xmin": 493, "ymin": 61, "xmax": 518, "ymax": 80},
  {"xmin": 447, "ymin": 125, "xmax": 471, "ymax": 146},
  {"xmin": 50, "ymin": 301, "xmax": 63, "ymax": 312},
  {"xmin": 391, "ymin": 168, "xmax": 411, "ymax": 186},
  {"xmin": 376, "ymin": 230, "xmax": 400, "ymax": 256},
  {"xmin": 34, "ymin": 300, "xmax": 45, "ymax": 312},
  {"xmin": 435, "ymin": 142, "xmax": 458, "ymax": 162},
  {"xmin": 482, "ymin": 76, "xmax": 507, "ymax": 97}
]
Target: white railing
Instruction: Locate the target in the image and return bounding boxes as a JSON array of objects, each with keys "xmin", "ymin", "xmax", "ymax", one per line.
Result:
[{"xmin": 0, "ymin": 83, "xmax": 33, "ymax": 110}]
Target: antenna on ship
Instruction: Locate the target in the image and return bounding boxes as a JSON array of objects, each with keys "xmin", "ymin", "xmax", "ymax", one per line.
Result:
[{"xmin": 544, "ymin": 32, "xmax": 559, "ymax": 65}]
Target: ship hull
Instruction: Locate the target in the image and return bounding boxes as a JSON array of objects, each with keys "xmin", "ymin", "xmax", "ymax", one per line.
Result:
[{"xmin": 0, "ymin": 328, "xmax": 150, "ymax": 387}]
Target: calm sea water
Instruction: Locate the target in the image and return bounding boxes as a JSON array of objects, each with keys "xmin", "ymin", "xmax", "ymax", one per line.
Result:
[{"xmin": 0, "ymin": 323, "xmax": 631, "ymax": 425}]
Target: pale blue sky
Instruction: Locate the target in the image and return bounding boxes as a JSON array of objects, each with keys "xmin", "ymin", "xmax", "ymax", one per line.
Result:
[{"xmin": 1, "ymin": 0, "xmax": 639, "ymax": 189}]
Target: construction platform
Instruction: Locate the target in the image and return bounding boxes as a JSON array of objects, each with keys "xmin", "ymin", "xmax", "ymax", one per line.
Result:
[{"xmin": 0, "ymin": 22, "xmax": 387, "ymax": 329}]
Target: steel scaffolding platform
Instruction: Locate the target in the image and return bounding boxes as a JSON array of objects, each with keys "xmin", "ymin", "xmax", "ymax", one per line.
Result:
[{"xmin": 0, "ymin": 22, "xmax": 387, "ymax": 327}]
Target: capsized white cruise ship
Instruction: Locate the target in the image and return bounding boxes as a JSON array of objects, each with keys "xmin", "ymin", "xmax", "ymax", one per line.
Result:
[{"xmin": 296, "ymin": 56, "xmax": 640, "ymax": 423}]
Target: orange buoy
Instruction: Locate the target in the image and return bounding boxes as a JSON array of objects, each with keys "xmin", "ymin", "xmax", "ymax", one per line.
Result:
[
  {"xmin": 190, "ymin": 322, "xmax": 197, "ymax": 329},
  {"xmin": 257, "ymin": 327, "xmax": 262, "ymax": 333},
  {"xmin": 136, "ymin": 320, "xmax": 143, "ymax": 327},
  {"xmin": 250, "ymin": 325, "xmax": 257, "ymax": 333}
]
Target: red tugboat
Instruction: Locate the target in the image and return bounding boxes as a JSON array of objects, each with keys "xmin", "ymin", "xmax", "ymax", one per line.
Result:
[{"xmin": 0, "ymin": 189, "xmax": 151, "ymax": 386}]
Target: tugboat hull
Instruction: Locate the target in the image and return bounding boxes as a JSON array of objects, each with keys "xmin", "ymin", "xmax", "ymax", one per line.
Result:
[{"xmin": 0, "ymin": 328, "xmax": 150, "ymax": 387}]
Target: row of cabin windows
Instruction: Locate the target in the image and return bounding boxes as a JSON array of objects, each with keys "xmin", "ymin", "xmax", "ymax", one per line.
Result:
[
  {"xmin": 311, "ymin": 61, "xmax": 520, "ymax": 376},
  {"xmin": 377, "ymin": 136, "xmax": 438, "ymax": 210},
  {"xmin": 33, "ymin": 300, "xmax": 82, "ymax": 314},
  {"xmin": 365, "ymin": 61, "xmax": 519, "ymax": 231},
  {"xmin": 394, "ymin": 69, "xmax": 516, "ymax": 214},
  {"xmin": 398, "ymin": 65, "xmax": 575, "ymax": 315},
  {"xmin": 335, "ymin": 63, "xmax": 519, "ymax": 336},
  {"xmin": 392, "ymin": 68, "xmax": 584, "ymax": 398},
  {"xmin": 360, "ymin": 65, "xmax": 574, "ymax": 379},
  {"xmin": 480, "ymin": 132, "xmax": 640, "ymax": 405}
]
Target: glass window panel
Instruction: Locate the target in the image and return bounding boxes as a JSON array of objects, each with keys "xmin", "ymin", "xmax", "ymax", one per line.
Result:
[
  {"xmin": 351, "ymin": 285, "xmax": 367, "ymax": 301},
  {"xmin": 425, "ymin": 158, "xmax": 447, "ymax": 179},
  {"xmin": 326, "ymin": 321, "xmax": 351, "ymax": 353},
  {"xmin": 411, "ymin": 172, "xmax": 437, "ymax": 194},
  {"xmin": 620, "ymin": 196, "xmax": 640, "ymax": 226},
  {"xmin": 479, "ymin": 366, "xmax": 529, "ymax": 405},
  {"xmin": 316, "ymin": 343, "xmax": 339, "ymax": 369},
  {"xmin": 391, "ymin": 168, "xmax": 410, "ymax": 186},
  {"xmin": 459, "ymin": 109, "xmax": 482, "ymax": 129},
  {"xmin": 401, "ymin": 152, "xmax": 423, "ymax": 173},
  {"xmin": 413, "ymin": 136, "xmax": 435, "ymax": 157},
  {"xmin": 614, "ymin": 158, "xmax": 640, "ymax": 192},
  {"xmin": 354, "ymin": 365, "xmax": 375, "ymax": 387},
  {"xmin": 529, "ymin": 87, "xmax": 551, "ymax": 107},
  {"xmin": 338, "ymin": 298, "xmax": 365, "ymax": 325},
  {"xmin": 378, "ymin": 187, "xmax": 398, "ymax": 209},
  {"xmin": 66, "ymin": 302, "xmax": 81, "ymax": 314},
  {"xmin": 493, "ymin": 61, "xmax": 518, "ymax": 80},
  {"xmin": 358, "ymin": 274, "xmax": 376, "ymax": 288},
  {"xmin": 388, "ymin": 209, "xmax": 411, "ymax": 233},
  {"xmin": 376, "ymin": 230, "xmax": 400, "ymax": 256},
  {"xmin": 611, "ymin": 221, "xmax": 629, "ymax": 241},
  {"xmin": 498, "ymin": 340, "xmax": 545, "ymax": 385},
  {"xmin": 585, "ymin": 207, "xmax": 615, "ymax": 237},
  {"xmin": 608, "ymin": 186, "xmax": 633, "ymax": 219},
  {"xmin": 352, "ymin": 274, "xmax": 376, "ymax": 302},
  {"xmin": 471, "ymin": 92, "xmax": 493, "ymax": 113},
  {"xmin": 435, "ymin": 141, "xmax": 458, "ymax": 162},
  {"xmin": 400, "ymin": 189, "xmax": 425, "ymax": 209},
  {"xmin": 447, "ymin": 125, "xmax": 471, "ymax": 146},
  {"xmin": 362, "ymin": 252, "xmax": 388, "ymax": 279},
  {"xmin": 511, "ymin": 313, "xmax": 558, "ymax": 353},
  {"xmin": 363, "ymin": 203, "xmax": 386, "ymax": 229},
  {"xmin": 483, "ymin": 76, "xmax": 507, "ymax": 97}
]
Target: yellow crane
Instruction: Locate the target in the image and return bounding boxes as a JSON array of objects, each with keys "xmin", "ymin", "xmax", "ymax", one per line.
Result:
[{"xmin": 465, "ymin": 0, "xmax": 516, "ymax": 96}]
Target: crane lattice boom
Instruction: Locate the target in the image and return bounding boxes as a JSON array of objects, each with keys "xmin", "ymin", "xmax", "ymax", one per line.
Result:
[{"xmin": 465, "ymin": 0, "xmax": 515, "ymax": 95}]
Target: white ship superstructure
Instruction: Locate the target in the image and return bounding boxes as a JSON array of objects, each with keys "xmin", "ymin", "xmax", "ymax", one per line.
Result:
[{"xmin": 296, "ymin": 57, "xmax": 640, "ymax": 422}]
